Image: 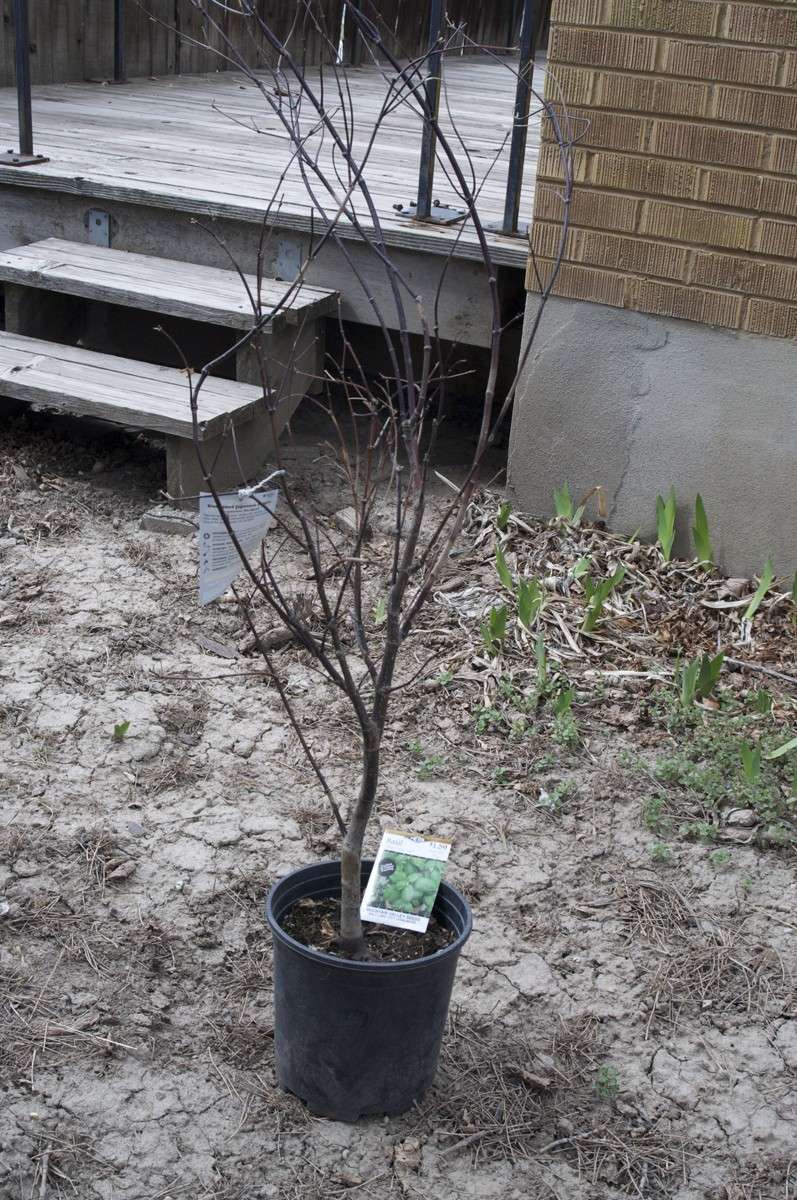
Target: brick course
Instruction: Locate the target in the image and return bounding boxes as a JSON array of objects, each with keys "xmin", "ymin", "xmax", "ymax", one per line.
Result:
[{"xmin": 531, "ymin": 0, "xmax": 797, "ymax": 337}]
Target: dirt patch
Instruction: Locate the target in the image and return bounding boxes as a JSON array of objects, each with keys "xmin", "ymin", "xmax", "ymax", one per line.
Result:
[{"xmin": 1, "ymin": 410, "xmax": 795, "ymax": 1200}]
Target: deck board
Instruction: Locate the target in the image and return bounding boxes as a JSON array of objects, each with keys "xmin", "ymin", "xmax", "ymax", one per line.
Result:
[{"xmin": 0, "ymin": 54, "xmax": 545, "ymax": 269}]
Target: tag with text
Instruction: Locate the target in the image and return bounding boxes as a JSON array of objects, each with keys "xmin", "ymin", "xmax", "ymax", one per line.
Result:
[
  {"xmin": 361, "ymin": 829, "xmax": 451, "ymax": 933},
  {"xmin": 198, "ymin": 490, "xmax": 278, "ymax": 605}
]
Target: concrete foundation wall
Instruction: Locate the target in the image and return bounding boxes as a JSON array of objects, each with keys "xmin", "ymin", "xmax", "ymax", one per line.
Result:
[{"xmin": 508, "ymin": 294, "xmax": 797, "ymax": 577}]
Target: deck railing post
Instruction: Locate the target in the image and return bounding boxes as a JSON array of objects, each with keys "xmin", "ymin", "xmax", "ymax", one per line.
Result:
[
  {"xmin": 415, "ymin": 0, "xmax": 444, "ymax": 222},
  {"xmin": 114, "ymin": 0, "xmax": 127, "ymax": 83},
  {"xmin": 13, "ymin": 0, "xmax": 34, "ymax": 156},
  {"xmin": 501, "ymin": 0, "xmax": 537, "ymax": 235},
  {"xmin": 4, "ymin": 0, "xmax": 46, "ymax": 165}
]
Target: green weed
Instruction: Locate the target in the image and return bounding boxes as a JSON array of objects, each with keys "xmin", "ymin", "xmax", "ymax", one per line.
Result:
[
  {"xmin": 481, "ymin": 605, "xmax": 507, "ymax": 655},
  {"xmin": 744, "ymin": 556, "xmax": 774, "ymax": 622},
  {"xmin": 649, "ymin": 842, "xmax": 673, "ymax": 865},
  {"xmin": 113, "ymin": 720, "xmax": 130, "ymax": 742},
  {"xmin": 676, "ymin": 651, "xmax": 724, "ymax": 707},
  {"xmin": 691, "ymin": 494, "xmax": 714, "ymax": 566},
  {"xmin": 709, "ymin": 848, "xmax": 731, "ymax": 869},
  {"xmin": 496, "ymin": 501, "xmax": 512, "ymax": 533},
  {"xmin": 594, "ymin": 1065, "xmax": 620, "ymax": 1101},
  {"xmin": 656, "ymin": 487, "xmax": 677, "ymax": 561},
  {"xmin": 582, "ymin": 566, "xmax": 626, "ymax": 633}
]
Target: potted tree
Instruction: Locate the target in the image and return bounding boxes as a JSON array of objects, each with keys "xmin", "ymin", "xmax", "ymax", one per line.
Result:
[{"xmin": 177, "ymin": 0, "xmax": 571, "ymax": 1120}]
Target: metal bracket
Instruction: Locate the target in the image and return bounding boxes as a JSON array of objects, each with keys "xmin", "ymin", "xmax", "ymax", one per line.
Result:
[
  {"xmin": 393, "ymin": 200, "xmax": 467, "ymax": 227},
  {"xmin": 0, "ymin": 149, "xmax": 48, "ymax": 167},
  {"xmin": 483, "ymin": 219, "xmax": 530, "ymax": 239},
  {"xmin": 85, "ymin": 208, "xmax": 111, "ymax": 247}
]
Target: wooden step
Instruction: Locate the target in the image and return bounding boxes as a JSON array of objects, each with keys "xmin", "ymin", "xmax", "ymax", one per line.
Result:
[
  {"xmin": 0, "ymin": 331, "xmax": 277, "ymax": 500},
  {"xmin": 0, "ymin": 238, "xmax": 339, "ymax": 332},
  {"xmin": 0, "ymin": 330, "xmax": 260, "ymax": 439}
]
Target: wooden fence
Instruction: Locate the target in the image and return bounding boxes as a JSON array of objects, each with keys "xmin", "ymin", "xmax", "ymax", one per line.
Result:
[{"xmin": 0, "ymin": 0, "xmax": 543, "ymax": 86}]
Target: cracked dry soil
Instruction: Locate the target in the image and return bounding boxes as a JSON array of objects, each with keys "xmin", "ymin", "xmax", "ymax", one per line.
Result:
[{"xmin": 1, "ymin": 412, "xmax": 795, "ymax": 1200}]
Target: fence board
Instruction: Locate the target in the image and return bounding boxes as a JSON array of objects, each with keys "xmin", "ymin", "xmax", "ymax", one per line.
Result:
[{"xmin": 0, "ymin": 2, "xmax": 543, "ymax": 85}]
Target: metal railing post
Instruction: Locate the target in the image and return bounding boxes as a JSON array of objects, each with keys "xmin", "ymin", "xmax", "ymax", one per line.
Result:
[
  {"xmin": 4, "ymin": 0, "xmax": 47, "ymax": 165},
  {"xmin": 13, "ymin": 0, "xmax": 34, "ymax": 155},
  {"xmin": 415, "ymin": 0, "xmax": 444, "ymax": 222},
  {"xmin": 114, "ymin": 0, "xmax": 127, "ymax": 83},
  {"xmin": 501, "ymin": 0, "xmax": 537, "ymax": 235}
]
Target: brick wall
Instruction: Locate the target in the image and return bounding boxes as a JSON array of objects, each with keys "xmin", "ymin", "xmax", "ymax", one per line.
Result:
[{"xmin": 530, "ymin": 0, "xmax": 797, "ymax": 338}]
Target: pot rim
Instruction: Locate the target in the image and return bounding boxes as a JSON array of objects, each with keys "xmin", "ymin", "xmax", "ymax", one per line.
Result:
[{"xmin": 265, "ymin": 858, "xmax": 473, "ymax": 973}]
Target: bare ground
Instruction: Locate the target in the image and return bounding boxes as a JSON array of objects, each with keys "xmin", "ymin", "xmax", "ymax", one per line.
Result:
[{"xmin": 1, "ymin": 410, "xmax": 795, "ymax": 1200}]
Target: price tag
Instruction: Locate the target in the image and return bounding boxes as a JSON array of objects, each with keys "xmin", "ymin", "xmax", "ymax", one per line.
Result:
[{"xmin": 361, "ymin": 829, "xmax": 451, "ymax": 933}]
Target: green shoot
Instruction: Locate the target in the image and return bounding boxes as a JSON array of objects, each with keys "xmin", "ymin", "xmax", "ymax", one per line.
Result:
[
  {"xmin": 740, "ymin": 744, "xmax": 761, "ymax": 783},
  {"xmin": 753, "ymin": 689, "xmax": 773, "ymax": 714},
  {"xmin": 692, "ymin": 494, "xmax": 713, "ymax": 566},
  {"xmin": 571, "ymin": 555, "xmax": 591, "ymax": 581},
  {"xmin": 372, "ymin": 596, "xmax": 387, "ymax": 626},
  {"xmin": 582, "ymin": 566, "xmax": 626, "ymax": 633},
  {"xmin": 650, "ymin": 842, "xmax": 673, "ymax": 865},
  {"xmin": 517, "ymin": 579, "xmax": 543, "ymax": 631},
  {"xmin": 113, "ymin": 720, "xmax": 131, "ymax": 742},
  {"xmin": 744, "ymin": 556, "xmax": 774, "ymax": 621},
  {"xmin": 496, "ymin": 502, "xmax": 511, "ymax": 533},
  {"xmin": 678, "ymin": 651, "xmax": 724, "ymax": 706},
  {"xmin": 656, "ymin": 486, "xmax": 677, "ymax": 561},
  {"xmin": 709, "ymin": 848, "xmax": 731, "ymax": 869},
  {"xmin": 481, "ymin": 605, "xmax": 507, "ymax": 655},
  {"xmin": 553, "ymin": 482, "xmax": 573, "ymax": 520},
  {"xmin": 495, "ymin": 543, "xmax": 514, "ymax": 591},
  {"xmin": 765, "ymin": 736, "xmax": 797, "ymax": 761}
]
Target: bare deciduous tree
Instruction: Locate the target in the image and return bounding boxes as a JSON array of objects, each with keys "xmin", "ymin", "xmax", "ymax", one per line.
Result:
[{"xmin": 165, "ymin": 0, "xmax": 573, "ymax": 955}]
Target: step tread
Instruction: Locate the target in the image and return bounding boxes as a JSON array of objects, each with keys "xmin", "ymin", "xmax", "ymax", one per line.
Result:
[
  {"xmin": 0, "ymin": 238, "xmax": 338, "ymax": 331},
  {"xmin": 0, "ymin": 330, "xmax": 264, "ymax": 440}
]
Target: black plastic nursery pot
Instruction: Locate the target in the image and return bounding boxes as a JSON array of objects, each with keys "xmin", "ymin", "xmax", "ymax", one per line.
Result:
[{"xmin": 265, "ymin": 859, "xmax": 472, "ymax": 1122}]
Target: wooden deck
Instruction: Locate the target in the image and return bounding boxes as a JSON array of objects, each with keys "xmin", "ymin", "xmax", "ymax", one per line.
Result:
[{"xmin": 0, "ymin": 54, "xmax": 544, "ymax": 269}]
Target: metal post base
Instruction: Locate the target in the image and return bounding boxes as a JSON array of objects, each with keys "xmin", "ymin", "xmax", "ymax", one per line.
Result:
[
  {"xmin": 1, "ymin": 149, "xmax": 48, "ymax": 167},
  {"xmin": 482, "ymin": 219, "xmax": 530, "ymax": 239},
  {"xmin": 393, "ymin": 200, "xmax": 467, "ymax": 226}
]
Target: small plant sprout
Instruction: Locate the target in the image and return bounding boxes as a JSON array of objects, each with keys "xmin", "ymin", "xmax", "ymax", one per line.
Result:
[
  {"xmin": 753, "ymin": 689, "xmax": 773, "ymax": 714},
  {"xmin": 692, "ymin": 494, "xmax": 714, "ymax": 566},
  {"xmin": 495, "ymin": 543, "xmax": 514, "ymax": 591},
  {"xmin": 112, "ymin": 720, "xmax": 130, "ymax": 742},
  {"xmin": 594, "ymin": 1065, "xmax": 620, "ymax": 1101},
  {"xmin": 643, "ymin": 794, "xmax": 671, "ymax": 835},
  {"xmin": 656, "ymin": 486, "xmax": 677, "ymax": 561},
  {"xmin": 709, "ymin": 848, "xmax": 731, "ymax": 869},
  {"xmin": 496, "ymin": 501, "xmax": 511, "ymax": 533},
  {"xmin": 571, "ymin": 555, "xmax": 591, "ymax": 581},
  {"xmin": 553, "ymin": 688, "xmax": 579, "ymax": 748},
  {"xmin": 650, "ymin": 842, "xmax": 673, "ymax": 865},
  {"xmin": 517, "ymin": 579, "xmax": 544, "ymax": 632},
  {"xmin": 582, "ymin": 566, "xmax": 626, "ymax": 633},
  {"xmin": 744, "ymin": 555, "xmax": 775, "ymax": 621},
  {"xmin": 481, "ymin": 605, "xmax": 508, "ymax": 656},
  {"xmin": 436, "ymin": 668, "xmax": 454, "ymax": 687},
  {"xmin": 677, "ymin": 651, "xmax": 724, "ymax": 707},
  {"xmin": 740, "ymin": 744, "xmax": 762, "ymax": 783},
  {"xmin": 553, "ymin": 482, "xmax": 574, "ymax": 520}
]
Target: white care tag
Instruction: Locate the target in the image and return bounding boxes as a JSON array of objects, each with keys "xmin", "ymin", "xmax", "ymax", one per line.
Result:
[
  {"xmin": 361, "ymin": 829, "xmax": 452, "ymax": 933},
  {"xmin": 198, "ymin": 489, "xmax": 278, "ymax": 605}
]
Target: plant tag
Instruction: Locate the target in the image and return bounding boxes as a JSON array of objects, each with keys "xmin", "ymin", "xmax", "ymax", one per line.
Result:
[
  {"xmin": 361, "ymin": 829, "xmax": 451, "ymax": 933},
  {"xmin": 198, "ymin": 490, "xmax": 278, "ymax": 605}
]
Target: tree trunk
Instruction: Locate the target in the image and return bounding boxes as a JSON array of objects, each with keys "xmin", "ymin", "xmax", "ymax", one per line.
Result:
[{"xmin": 337, "ymin": 737, "xmax": 381, "ymax": 956}]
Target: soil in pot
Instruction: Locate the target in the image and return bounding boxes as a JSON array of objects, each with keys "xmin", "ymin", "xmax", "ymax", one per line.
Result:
[{"xmin": 282, "ymin": 896, "xmax": 455, "ymax": 962}]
